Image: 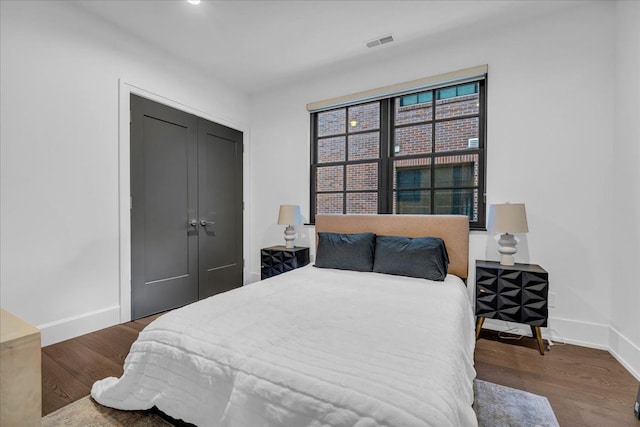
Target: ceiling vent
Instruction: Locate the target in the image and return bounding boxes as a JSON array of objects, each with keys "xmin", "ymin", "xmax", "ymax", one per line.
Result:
[{"xmin": 366, "ymin": 35, "xmax": 394, "ymax": 48}]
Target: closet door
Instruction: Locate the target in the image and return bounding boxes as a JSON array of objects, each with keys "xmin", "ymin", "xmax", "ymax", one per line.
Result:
[
  {"xmin": 130, "ymin": 95, "xmax": 244, "ymax": 319},
  {"xmin": 130, "ymin": 95, "xmax": 199, "ymax": 319},
  {"xmin": 197, "ymin": 119, "xmax": 243, "ymax": 299}
]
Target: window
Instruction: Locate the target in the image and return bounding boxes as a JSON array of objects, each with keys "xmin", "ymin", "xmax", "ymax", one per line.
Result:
[
  {"xmin": 310, "ymin": 79, "xmax": 486, "ymax": 229},
  {"xmin": 399, "ymin": 91, "xmax": 432, "ymax": 107},
  {"xmin": 399, "ymin": 82, "xmax": 478, "ymax": 107}
]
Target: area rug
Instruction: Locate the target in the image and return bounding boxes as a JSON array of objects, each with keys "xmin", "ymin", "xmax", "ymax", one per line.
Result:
[
  {"xmin": 43, "ymin": 380, "xmax": 560, "ymax": 426},
  {"xmin": 474, "ymin": 379, "xmax": 560, "ymax": 427},
  {"xmin": 42, "ymin": 398, "xmax": 175, "ymax": 426}
]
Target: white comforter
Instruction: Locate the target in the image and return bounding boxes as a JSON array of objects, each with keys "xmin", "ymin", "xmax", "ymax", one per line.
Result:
[{"xmin": 92, "ymin": 265, "xmax": 477, "ymax": 427}]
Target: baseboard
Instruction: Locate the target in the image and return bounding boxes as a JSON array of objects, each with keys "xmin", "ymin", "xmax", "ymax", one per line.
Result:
[
  {"xmin": 609, "ymin": 326, "xmax": 640, "ymax": 381},
  {"xmin": 36, "ymin": 306, "xmax": 120, "ymax": 347},
  {"xmin": 482, "ymin": 317, "xmax": 640, "ymax": 381},
  {"xmin": 544, "ymin": 316, "xmax": 610, "ymax": 349}
]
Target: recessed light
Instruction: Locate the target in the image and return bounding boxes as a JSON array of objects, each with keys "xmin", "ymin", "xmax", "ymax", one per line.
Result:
[{"xmin": 187, "ymin": 0, "xmax": 201, "ymax": 4}]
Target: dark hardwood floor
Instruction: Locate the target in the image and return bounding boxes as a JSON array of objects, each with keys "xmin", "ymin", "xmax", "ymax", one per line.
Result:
[
  {"xmin": 42, "ymin": 316, "xmax": 639, "ymax": 426},
  {"xmin": 475, "ymin": 330, "xmax": 638, "ymax": 427},
  {"xmin": 41, "ymin": 313, "xmax": 161, "ymax": 416}
]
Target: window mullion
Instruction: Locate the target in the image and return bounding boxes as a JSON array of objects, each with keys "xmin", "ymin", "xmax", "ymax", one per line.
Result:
[
  {"xmin": 430, "ymin": 94, "xmax": 436, "ymax": 215},
  {"xmin": 380, "ymin": 99, "xmax": 391, "ymax": 214},
  {"xmin": 343, "ymin": 108, "xmax": 348, "ymax": 214},
  {"xmin": 310, "ymin": 115, "xmax": 317, "ymax": 223}
]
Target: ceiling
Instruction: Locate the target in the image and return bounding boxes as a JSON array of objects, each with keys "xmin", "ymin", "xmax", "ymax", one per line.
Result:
[{"xmin": 73, "ymin": 0, "xmax": 587, "ymax": 95}]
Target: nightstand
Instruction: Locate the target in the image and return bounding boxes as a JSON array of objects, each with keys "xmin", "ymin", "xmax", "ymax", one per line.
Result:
[
  {"xmin": 261, "ymin": 246, "xmax": 310, "ymax": 280},
  {"xmin": 475, "ymin": 260, "xmax": 549, "ymax": 355}
]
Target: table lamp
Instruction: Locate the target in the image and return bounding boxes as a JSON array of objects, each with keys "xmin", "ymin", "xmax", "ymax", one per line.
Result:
[
  {"xmin": 278, "ymin": 205, "xmax": 302, "ymax": 249},
  {"xmin": 487, "ymin": 203, "xmax": 529, "ymax": 266}
]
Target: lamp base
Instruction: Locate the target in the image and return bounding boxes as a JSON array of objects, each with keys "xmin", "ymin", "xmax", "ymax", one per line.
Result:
[
  {"xmin": 284, "ymin": 225, "xmax": 297, "ymax": 249},
  {"xmin": 498, "ymin": 232, "xmax": 517, "ymax": 266}
]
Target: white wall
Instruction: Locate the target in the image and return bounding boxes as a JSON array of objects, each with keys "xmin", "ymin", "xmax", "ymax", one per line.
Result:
[
  {"xmin": 250, "ymin": 1, "xmax": 639, "ymax": 378},
  {"xmin": 611, "ymin": 0, "xmax": 640, "ymax": 379},
  {"xmin": 0, "ymin": 1, "xmax": 251, "ymax": 345}
]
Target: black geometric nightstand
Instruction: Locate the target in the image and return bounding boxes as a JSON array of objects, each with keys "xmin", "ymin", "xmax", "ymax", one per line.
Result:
[
  {"xmin": 261, "ymin": 246, "xmax": 310, "ymax": 280},
  {"xmin": 475, "ymin": 260, "xmax": 549, "ymax": 355}
]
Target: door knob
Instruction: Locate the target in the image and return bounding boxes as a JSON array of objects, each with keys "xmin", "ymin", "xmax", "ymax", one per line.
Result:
[
  {"xmin": 188, "ymin": 219, "xmax": 198, "ymax": 227},
  {"xmin": 200, "ymin": 220, "xmax": 215, "ymax": 227}
]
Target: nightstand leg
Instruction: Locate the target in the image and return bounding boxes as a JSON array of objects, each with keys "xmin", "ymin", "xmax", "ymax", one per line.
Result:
[
  {"xmin": 475, "ymin": 317, "xmax": 485, "ymax": 341},
  {"xmin": 531, "ymin": 325, "xmax": 544, "ymax": 355}
]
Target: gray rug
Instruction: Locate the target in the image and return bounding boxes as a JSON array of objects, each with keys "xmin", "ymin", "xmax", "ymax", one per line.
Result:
[
  {"xmin": 43, "ymin": 380, "xmax": 559, "ymax": 426},
  {"xmin": 474, "ymin": 379, "xmax": 559, "ymax": 427},
  {"xmin": 42, "ymin": 398, "xmax": 174, "ymax": 426}
]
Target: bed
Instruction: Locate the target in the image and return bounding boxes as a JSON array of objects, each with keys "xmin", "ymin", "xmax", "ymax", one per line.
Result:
[{"xmin": 92, "ymin": 214, "xmax": 477, "ymax": 426}]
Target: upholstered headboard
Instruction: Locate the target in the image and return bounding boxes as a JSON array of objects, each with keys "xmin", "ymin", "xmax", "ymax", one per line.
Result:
[{"xmin": 315, "ymin": 214, "xmax": 469, "ymax": 279}]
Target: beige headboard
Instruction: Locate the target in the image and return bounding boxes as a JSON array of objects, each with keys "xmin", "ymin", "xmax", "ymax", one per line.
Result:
[{"xmin": 315, "ymin": 214, "xmax": 469, "ymax": 279}]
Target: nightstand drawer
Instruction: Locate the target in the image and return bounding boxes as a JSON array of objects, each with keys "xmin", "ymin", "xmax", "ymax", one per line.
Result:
[
  {"xmin": 475, "ymin": 260, "xmax": 549, "ymax": 355},
  {"xmin": 475, "ymin": 260, "xmax": 549, "ymax": 327},
  {"xmin": 261, "ymin": 246, "xmax": 310, "ymax": 280}
]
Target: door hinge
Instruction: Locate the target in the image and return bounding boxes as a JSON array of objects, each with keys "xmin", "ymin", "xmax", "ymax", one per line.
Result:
[
  {"xmin": 130, "ymin": 196, "xmax": 133, "ymax": 210},
  {"xmin": 242, "ymin": 201, "xmax": 245, "ymax": 211},
  {"xmin": 129, "ymin": 110, "xmax": 132, "ymax": 125},
  {"xmin": 243, "ymin": 259, "xmax": 245, "ymax": 268},
  {"xmin": 242, "ymin": 143, "xmax": 245, "ymax": 154}
]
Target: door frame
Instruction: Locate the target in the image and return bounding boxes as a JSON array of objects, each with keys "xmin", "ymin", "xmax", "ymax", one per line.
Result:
[{"xmin": 117, "ymin": 79, "xmax": 250, "ymax": 323}]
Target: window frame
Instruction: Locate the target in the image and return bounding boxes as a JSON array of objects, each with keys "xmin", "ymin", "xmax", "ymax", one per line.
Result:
[{"xmin": 310, "ymin": 78, "xmax": 487, "ymax": 230}]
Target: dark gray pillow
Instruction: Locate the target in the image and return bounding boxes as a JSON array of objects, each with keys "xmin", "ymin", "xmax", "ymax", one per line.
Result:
[
  {"xmin": 315, "ymin": 232, "xmax": 376, "ymax": 272},
  {"xmin": 373, "ymin": 235, "xmax": 449, "ymax": 281}
]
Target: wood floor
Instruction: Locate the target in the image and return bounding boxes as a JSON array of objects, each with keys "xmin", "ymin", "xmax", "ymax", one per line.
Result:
[
  {"xmin": 475, "ymin": 330, "xmax": 638, "ymax": 427},
  {"xmin": 42, "ymin": 316, "xmax": 639, "ymax": 426},
  {"xmin": 41, "ymin": 313, "xmax": 161, "ymax": 416}
]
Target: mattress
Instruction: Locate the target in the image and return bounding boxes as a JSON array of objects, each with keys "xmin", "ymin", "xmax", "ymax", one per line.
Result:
[{"xmin": 92, "ymin": 265, "xmax": 477, "ymax": 426}]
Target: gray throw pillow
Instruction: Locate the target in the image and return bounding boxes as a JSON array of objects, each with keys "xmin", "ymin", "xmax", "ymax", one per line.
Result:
[
  {"xmin": 373, "ymin": 235, "xmax": 449, "ymax": 281},
  {"xmin": 315, "ymin": 232, "xmax": 376, "ymax": 272}
]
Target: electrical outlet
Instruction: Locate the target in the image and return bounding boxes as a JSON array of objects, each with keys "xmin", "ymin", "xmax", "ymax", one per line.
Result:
[{"xmin": 548, "ymin": 292, "xmax": 557, "ymax": 308}]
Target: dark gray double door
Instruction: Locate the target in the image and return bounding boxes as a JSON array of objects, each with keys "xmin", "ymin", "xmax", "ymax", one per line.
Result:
[{"xmin": 130, "ymin": 94, "xmax": 243, "ymax": 319}]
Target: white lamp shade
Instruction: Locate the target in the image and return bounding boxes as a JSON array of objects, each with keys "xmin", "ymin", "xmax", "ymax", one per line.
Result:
[
  {"xmin": 277, "ymin": 205, "xmax": 302, "ymax": 225},
  {"xmin": 487, "ymin": 203, "xmax": 528, "ymax": 233}
]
